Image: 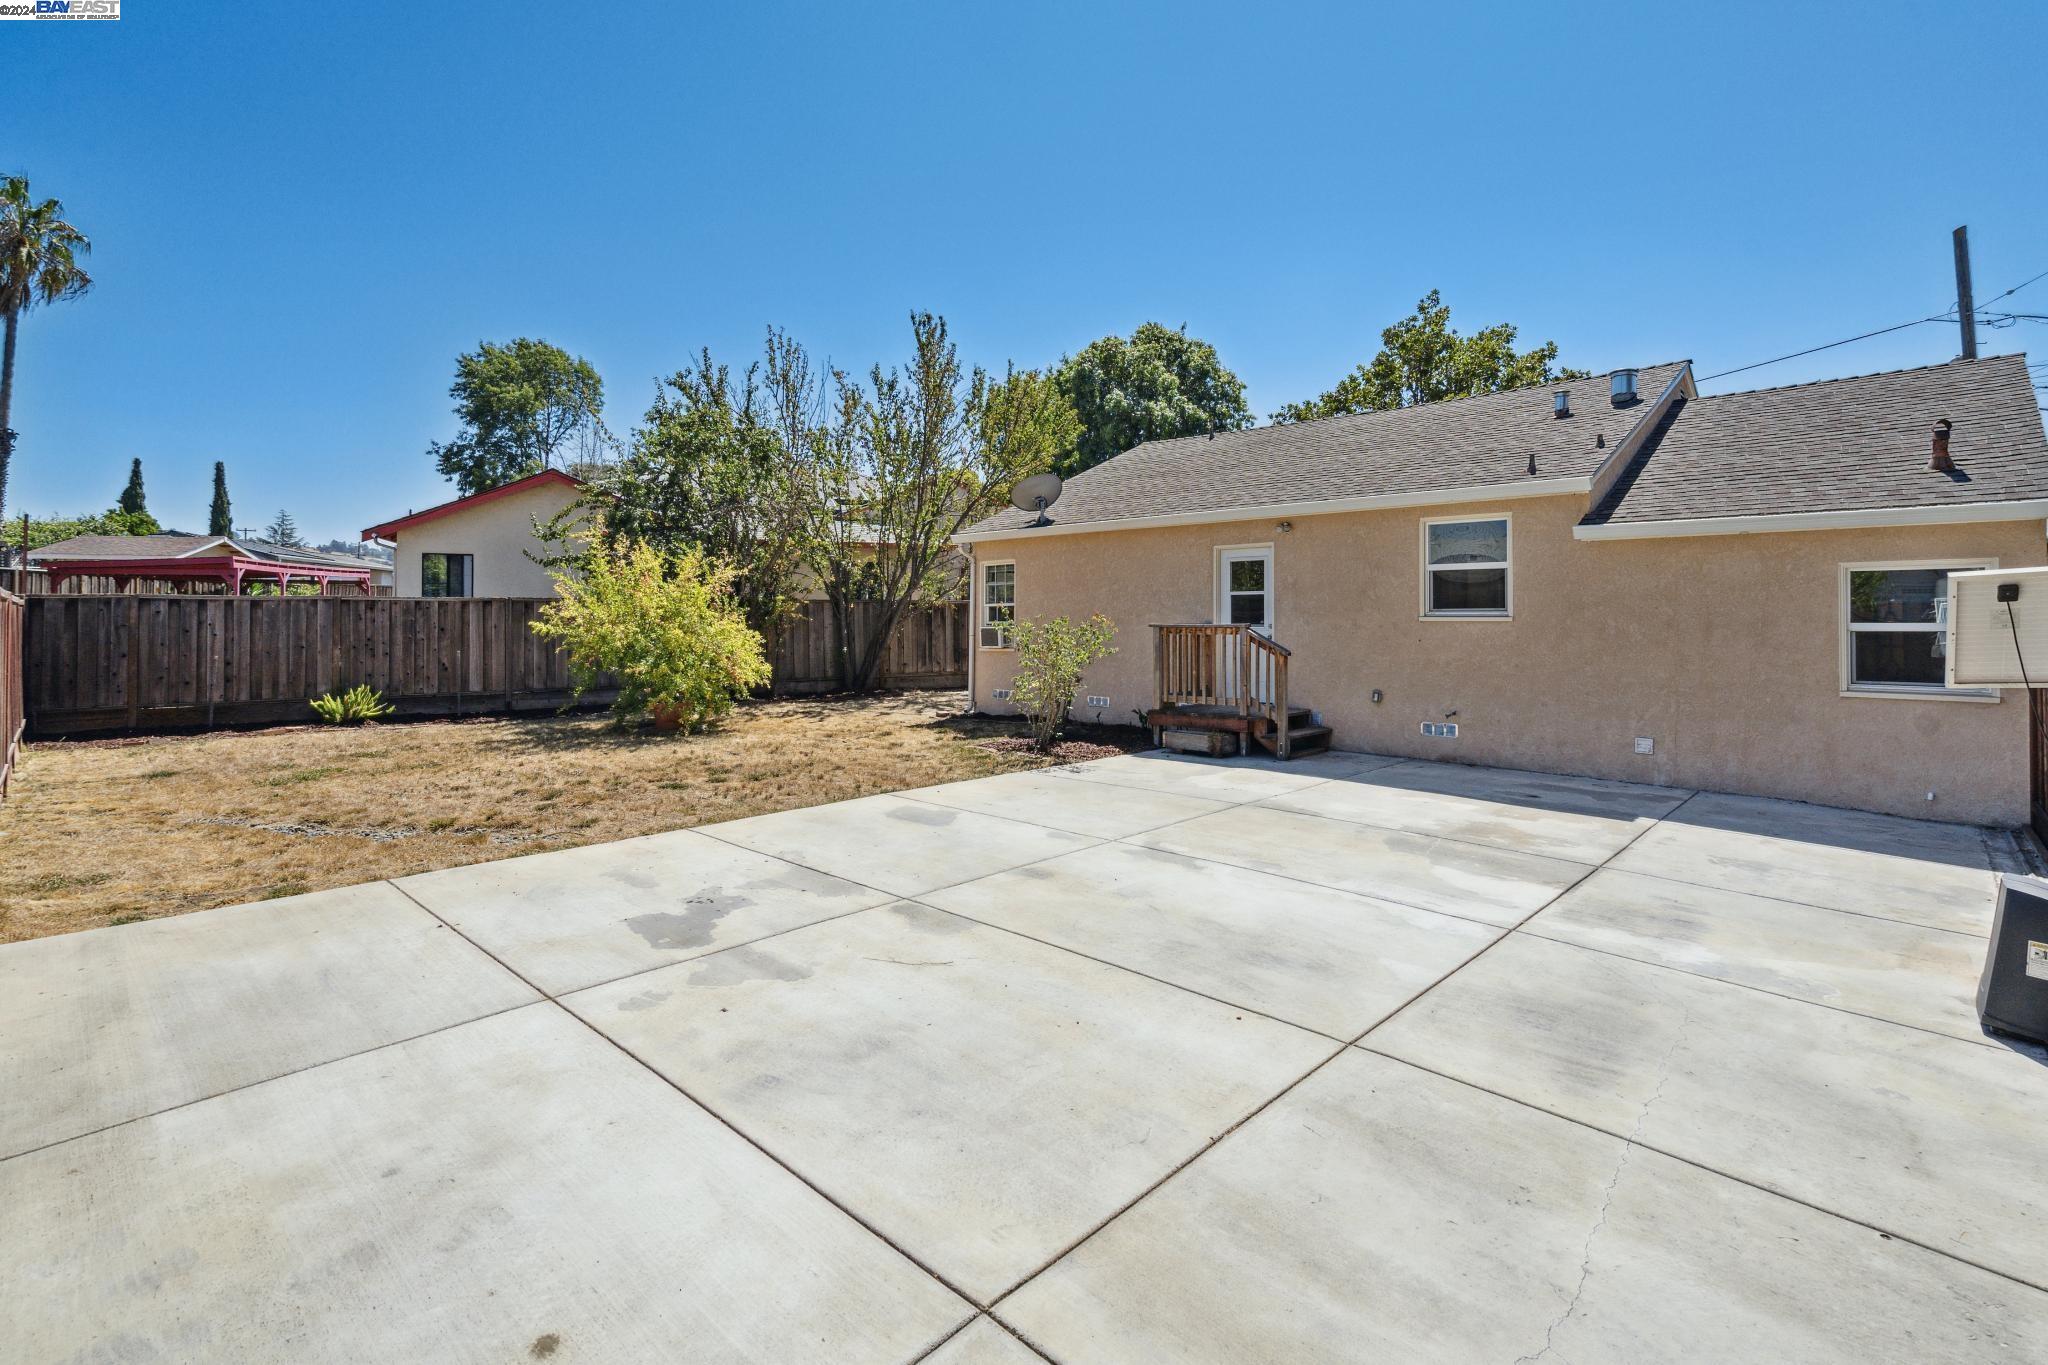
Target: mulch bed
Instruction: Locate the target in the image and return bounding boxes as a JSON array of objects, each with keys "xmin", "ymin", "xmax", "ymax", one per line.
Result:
[{"xmin": 974, "ymin": 736, "xmax": 1132, "ymax": 762}]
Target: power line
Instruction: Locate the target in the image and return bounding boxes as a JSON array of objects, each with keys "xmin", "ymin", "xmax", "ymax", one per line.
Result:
[
  {"xmin": 1696, "ymin": 259, "xmax": 2047, "ymax": 388},
  {"xmin": 1975, "ymin": 264, "xmax": 2048, "ymax": 315},
  {"xmin": 1695, "ymin": 313, "xmax": 1955, "ymax": 384}
]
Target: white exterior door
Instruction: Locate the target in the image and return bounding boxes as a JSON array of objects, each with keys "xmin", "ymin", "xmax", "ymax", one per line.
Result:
[
  {"xmin": 1218, "ymin": 547, "xmax": 1274, "ymax": 634},
  {"xmin": 1217, "ymin": 547, "xmax": 1275, "ymax": 701}
]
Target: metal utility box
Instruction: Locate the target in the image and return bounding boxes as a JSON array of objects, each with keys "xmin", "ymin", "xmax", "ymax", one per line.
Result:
[{"xmin": 1978, "ymin": 874, "xmax": 2048, "ymax": 1045}]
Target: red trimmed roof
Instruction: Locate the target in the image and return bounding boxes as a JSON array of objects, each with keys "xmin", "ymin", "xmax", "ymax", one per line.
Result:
[{"xmin": 362, "ymin": 468, "xmax": 582, "ymax": 541}]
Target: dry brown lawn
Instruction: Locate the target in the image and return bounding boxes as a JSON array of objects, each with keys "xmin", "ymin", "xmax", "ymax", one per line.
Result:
[{"xmin": 0, "ymin": 692, "xmax": 1146, "ymax": 944}]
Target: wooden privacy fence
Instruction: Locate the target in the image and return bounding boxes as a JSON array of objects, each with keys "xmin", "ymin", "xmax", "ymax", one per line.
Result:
[
  {"xmin": 23, "ymin": 596, "xmax": 599, "ymax": 737},
  {"xmin": 23, "ymin": 595, "xmax": 968, "ymax": 737},
  {"xmin": 772, "ymin": 599, "xmax": 967, "ymax": 695},
  {"xmin": 1, "ymin": 590, "xmax": 22, "ymax": 798}
]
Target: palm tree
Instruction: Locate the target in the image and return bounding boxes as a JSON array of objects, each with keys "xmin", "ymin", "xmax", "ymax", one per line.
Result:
[{"xmin": 0, "ymin": 176, "xmax": 94, "ymax": 527}]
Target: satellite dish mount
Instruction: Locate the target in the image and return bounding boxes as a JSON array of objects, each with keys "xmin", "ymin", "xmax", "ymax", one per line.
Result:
[{"xmin": 1009, "ymin": 472, "xmax": 1064, "ymax": 527}]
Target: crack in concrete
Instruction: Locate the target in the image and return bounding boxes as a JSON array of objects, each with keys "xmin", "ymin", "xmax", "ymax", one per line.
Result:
[{"xmin": 1514, "ymin": 1008, "xmax": 1692, "ymax": 1365}]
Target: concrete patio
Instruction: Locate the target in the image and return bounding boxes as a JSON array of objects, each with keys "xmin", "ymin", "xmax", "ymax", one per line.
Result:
[{"xmin": 4, "ymin": 748, "xmax": 2046, "ymax": 1362}]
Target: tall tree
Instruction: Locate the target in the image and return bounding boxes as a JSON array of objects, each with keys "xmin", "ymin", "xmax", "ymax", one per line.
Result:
[
  {"xmin": 575, "ymin": 342, "xmax": 812, "ymax": 636},
  {"xmin": 807, "ymin": 313, "xmax": 1079, "ymax": 691},
  {"xmin": 118, "ymin": 457, "xmax": 146, "ymax": 515},
  {"xmin": 1271, "ymin": 289, "xmax": 1589, "ymax": 424},
  {"xmin": 1053, "ymin": 322, "xmax": 1251, "ymax": 476},
  {"xmin": 263, "ymin": 508, "xmax": 304, "ymax": 547},
  {"xmin": 429, "ymin": 338, "xmax": 605, "ymax": 496},
  {"xmin": 208, "ymin": 461, "xmax": 233, "ymax": 536},
  {"xmin": 0, "ymin": 176, "xmax": 94, "ymax": 527}
]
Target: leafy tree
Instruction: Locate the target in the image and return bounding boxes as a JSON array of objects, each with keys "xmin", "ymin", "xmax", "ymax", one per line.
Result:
[
  {"xmin": 263, "ymin": 508, "xmax": 304, "ymax": 547},
  {"xmin": 106, "ymin": 506, "xmax": 159, "ymax": 536},
  {"xmin": 1271, "ymin": 289, "xmax": 1589, "ymax": 423},
  {"xmin": 1008, "ymin": 614, "xmax": 1117, "ymax": 752},
  {"xmin": 208, "ymin": 462, "xmax": 232, "ymax": 536},
  {"xmin": 4, "ymin": 508, "xmax": 152, "ymax": 553},
  {"xmin": 1053, "ymin": 322, "xmax": 1251, "ymax": 476},
  {"xmin": 531, "ymin": 540, "xmax": 770, "ymax": 732},
  {"xmin": 429, "ymin": 338, "xmax": 605, "ymax": 496},
  {"xmin": 806, "ymin": 313, "xmax": 1079, "ymax": 691},
  {"xmin": 0, "ymin": 176, "xmax": 93, "ymax": 529},
  {"xmin": 575, "ymin": 343, "xmax": 811, "ymax": 636},
  {"xmin": 118, "ymin": 457, "xmax": 146, "ymax": 515}
]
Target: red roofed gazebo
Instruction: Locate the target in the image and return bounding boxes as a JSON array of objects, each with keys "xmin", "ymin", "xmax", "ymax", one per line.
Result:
[{"xmin": 29, "ymin": 534, "xmax": 379, "ymax": 595}]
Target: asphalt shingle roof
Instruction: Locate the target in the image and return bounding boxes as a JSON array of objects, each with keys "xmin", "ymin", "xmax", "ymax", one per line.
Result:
[
  {"xmin": 31, "ymin": 534, "xmax": 227, "ymax": 559},
  {"xmin": 1583, "ymin": 353, "xmax": 2048, "ymax": 526},
  {"xmin": 964, "ymin": 363, "xmax": 1691, "ymax": 535}
]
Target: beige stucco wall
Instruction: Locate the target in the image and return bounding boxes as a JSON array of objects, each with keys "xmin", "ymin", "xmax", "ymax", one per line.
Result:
[
  {"xmin": 391, "ymin": 481, "xmax": 584, "ymax": 598},
  {"xmin": 969, "ymin": 495, "xmax": 2044, "ymax": 826}
]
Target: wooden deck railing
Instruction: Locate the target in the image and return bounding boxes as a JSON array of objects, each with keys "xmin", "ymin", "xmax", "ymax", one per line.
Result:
[{"xmin": 1151, "ymin": 623, "xmax": 1293, "ymax": 756}]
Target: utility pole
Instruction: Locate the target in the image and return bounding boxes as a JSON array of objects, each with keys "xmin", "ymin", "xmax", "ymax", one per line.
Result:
[{"xmin": 1953, "ymin": 225, "xmax": 1978, "ymax": 360}]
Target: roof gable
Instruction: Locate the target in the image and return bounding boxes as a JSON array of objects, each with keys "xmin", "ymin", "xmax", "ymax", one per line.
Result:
[{"xmin": 363, "ymin": 469, "xmax": 582, "ymax": 541}]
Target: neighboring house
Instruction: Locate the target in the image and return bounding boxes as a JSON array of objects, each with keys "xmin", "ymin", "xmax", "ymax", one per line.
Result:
[
  {"xmin": 362, "ymin": 469, "xmax": 585, "ymax": 598},
  {"xmin": 28, "ymin": 533, "xmax": 388, "ymax": 593},
  {"xmin": 957, "ymin": 353, "xmax": 2048, "ymax": 826}
]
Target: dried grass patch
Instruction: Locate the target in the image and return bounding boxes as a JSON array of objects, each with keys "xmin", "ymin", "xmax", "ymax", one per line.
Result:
[{"xmin": 0, "ymin": 692, "xmax": 1146, "ymax": 943}]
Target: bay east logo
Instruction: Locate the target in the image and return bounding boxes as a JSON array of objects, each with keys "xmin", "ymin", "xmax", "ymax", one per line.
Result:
[{"xmin": 0, "ymin": 0, "xmax": 122, "ymax": 17}]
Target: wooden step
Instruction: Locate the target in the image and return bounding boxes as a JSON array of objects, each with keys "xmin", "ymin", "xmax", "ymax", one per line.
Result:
[{"xmin": 1254, "ymin": 724, "xmax": 1333, "ymax": 758}]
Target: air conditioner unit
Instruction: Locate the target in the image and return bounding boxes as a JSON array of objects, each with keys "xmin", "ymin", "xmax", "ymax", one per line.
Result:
[
  {"xmin": 1946, "ymin": 566, "xmax": 2048, "ymax": 688},
  {"xmin": 979, "ymin": 626, "xmax": 1007, "ymax": 648}
]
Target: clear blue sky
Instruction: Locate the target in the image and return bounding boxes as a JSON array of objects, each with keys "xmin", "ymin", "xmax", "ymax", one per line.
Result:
[{"xmin": 9, "ymin": 2, "xmax": 2046, "ymax": 544}]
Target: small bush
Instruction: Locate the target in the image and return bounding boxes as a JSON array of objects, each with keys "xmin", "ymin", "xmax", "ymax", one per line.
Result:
[
  {"xmin": 531, "ymin": 540, "xmax": 771, "ymax": 733},
  {"xmin": 310, "ymin": 684, "xmax": 394, "ymax": 725},
  {"xmin": 1008, "ymin": 614, "xmax": 1116, "ymax": 753}
]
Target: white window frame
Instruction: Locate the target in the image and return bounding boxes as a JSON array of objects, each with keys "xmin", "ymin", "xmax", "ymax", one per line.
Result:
[
  {"xmin": 1838, "ymin": 558, "xmax": 1998, "ymax": 702},
  {"xmin": 979, "ymin": 558, "xmax": 1016, "ymax": 650},
  {"xmin": 1420, "ymin": 514, "xmax": 1512, "ymax": 620}
]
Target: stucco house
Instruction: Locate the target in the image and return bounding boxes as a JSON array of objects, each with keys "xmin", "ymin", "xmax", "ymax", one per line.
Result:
[
  {"xmin": 363, "ymin": 469, "xmax": 585, "ymax": 598},
  {"xmin": 957, "ymin": 353, "xmax": 2048, "ymax": 827}
]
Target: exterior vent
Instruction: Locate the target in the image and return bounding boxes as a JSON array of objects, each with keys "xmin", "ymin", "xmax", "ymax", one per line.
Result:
[
  {"xmin": 1610, "ymin": 369, "xmax": 1640, "ymax": 406},
  {"xmin": 1552, "ymin": 390, "xmax": 1571, "ymax": 419},
  {"xmin": 991, "ymin": 688, "xmax": 1012, "ymax": 701},
  {"xmin": 1931, "ymin": 418, "xmax": 1955, "ymax": 472},
  {"xmin": 1085, "ymin": 695, "xmax": 1111, "ymax": 709}
]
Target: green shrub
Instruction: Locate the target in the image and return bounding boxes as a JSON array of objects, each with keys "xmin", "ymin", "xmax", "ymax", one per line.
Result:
[
  {"xmin": 531, "ymin": 540, "xmax": 770, "ymax": 733},
  {"xmin": 310, "ymin": 684, "xmax": 395, "ymax": 725},
  {"xmin": 1008, "ymin": 614, "xmax": 1116, "ymax": 752}
]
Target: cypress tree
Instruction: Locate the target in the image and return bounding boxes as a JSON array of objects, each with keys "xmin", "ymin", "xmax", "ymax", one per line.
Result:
[
  {"xmin": 208, "ymin": 462, "xmax": 232, "ymax": 536},
  {"xmin": 118, "ymin": 457, "xmax": 147, "ymax": 514}
]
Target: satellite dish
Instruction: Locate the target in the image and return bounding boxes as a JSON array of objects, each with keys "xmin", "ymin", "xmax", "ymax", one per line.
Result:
[{"xmin": 1010, "ymin": 472, "xmax": 1064, "ymax": 526}]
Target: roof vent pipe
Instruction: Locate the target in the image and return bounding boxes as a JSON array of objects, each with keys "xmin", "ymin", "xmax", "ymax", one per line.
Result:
[
  {"xmin": 1931, "ymin": 418, "xmax": 1955, "ymax": 472},
  {"xmin": 1553, "ymin": 390, "xmax": 1571, "ymax": 419},
  {"xmin": 1610, "ymin": 369, "xmax": 1640, "ymax": 406}
]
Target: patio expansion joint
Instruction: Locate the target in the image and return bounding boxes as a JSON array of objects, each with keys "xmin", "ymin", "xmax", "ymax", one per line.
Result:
[
  {"xmin": 1327, "ymin": 779, "xmax": 2048, "ymax": 1302},
  {"xmin": 1355, "ymin": 1044, "xmax": 2048, "ymax": 1299},
  {"xmin": 889, "ymin": 752, "xmax": 1386, "ymax": 843},
  {"xmin": 1179, "ymin": 772, "xmax": 1998, "ymax": 941},
  {"xmin": 1554, "ymin": 864, "xmax": 1996, "ymax": 941},
  {"xmin": 0, "ymin": 994, "xmax": 546, "ymax": 1168},
  {"xmin": 970, "ymin": 787, "xmax": 1676, "ymax": 1310},
  {"xmin": 902, "ymin": 898, "xmax": 1352, "ymax": 1045},
  {"xmin": 1511, "ymin": 924, "xmax": 2020, "ymax": 1052},
  {"xmin": 907, "ymin": 1312, "xmax": 1057, "ymax": 1365},
  {"xmin": 382, "ymin": 880, "xmax": 989, "ymax": 1316}
]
